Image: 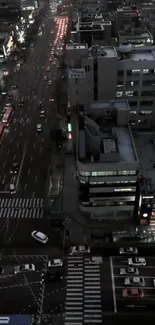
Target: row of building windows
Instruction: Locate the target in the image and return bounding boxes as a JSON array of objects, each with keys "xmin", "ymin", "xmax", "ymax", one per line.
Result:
[
  {"xmin": 129, "ymin": 110, "xmax": 152, "ymax": 115},
  {"xmin": 80, "ymin": 200, "xmax": 135, "ymax": 207},
  {"xmin": 116, "ymin": 91, "xmax": 155, "ymax": 98},
  {"xmin": 118, "ymin": 80, "xmax": 155, "ymax": 88},
  {"xmin": 79, "ymin": 170, "xmax": 137, "ymax": 177},
  {"xmin": 118, "ymin": 69, "xmax": 155, "ymax": 76}
]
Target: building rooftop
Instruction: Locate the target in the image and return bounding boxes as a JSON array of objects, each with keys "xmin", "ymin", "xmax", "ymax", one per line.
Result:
[
  {"xmin": 89, "ymin": 45, "xmax": 118, "ymax": 58},
  {"xmin": 119, "ymin": 29, "xmax": 151, "ymax": 38},
  {"xmin": 66, "ymin": 43, "xmax": 87, "ymax": 50},
  {"xmin": 130, "ymin": 47, "xmax": 155, "ymax": 61},
  {"xmin": 78, "ymin": 100, "xmax": 138, "ymax": 164}
]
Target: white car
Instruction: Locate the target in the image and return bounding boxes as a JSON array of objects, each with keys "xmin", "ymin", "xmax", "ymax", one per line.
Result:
[
  {"xmin": 40, "ymin": 111, "xmax": 45, "ymax": 118},
  {"xmin": 119, "ymin": 247, "xmax": 138, "ymax": 255},
  {"xmin": 31, "ymin": 230, "xmax": 48, "ymax": 244},
  {"xmin": 128, "ymin": 257, "xmax": 146, "ymax": 266},
  {"xmin": 48, "ymin": 259, "xmax": 63, "ymax": 268},
  {"xmin": 69, "ymin": 245, "xmax": 90, "ymax": 255},
  {"xmin": 153, "ymin": 279, "xmax": 155, "ymax": 287},
  {"xmin": 124, "ymin": 277, "xmax": 145, "ymax": 287},
  {"xmin": 14, "ymin": 264, "xmax": 35, "ymax": 274},
  {"xmin": 37, "ymin": 124, "xmax": 42, "ymax": 132},
  {"xmin": 120, "ymin": 267, "xmax": 139, "ymax": 275},
  {"xmin": 48, "ymin": 80, "xmax": 52, "ymax": 85}
]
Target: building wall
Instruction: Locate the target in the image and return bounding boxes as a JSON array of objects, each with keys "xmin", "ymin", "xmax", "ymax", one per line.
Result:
[{"xmin": 67, "ymin": 45, "xmax": 155, "ymax": 129}]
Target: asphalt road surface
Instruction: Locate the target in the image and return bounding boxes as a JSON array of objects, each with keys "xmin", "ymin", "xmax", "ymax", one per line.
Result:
[{"xmin": 0, "ymin": 8, "xmax": 64, "ymax": 198}]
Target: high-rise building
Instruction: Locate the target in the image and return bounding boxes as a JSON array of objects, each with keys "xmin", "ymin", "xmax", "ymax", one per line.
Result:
[{"xmin": 66, "ymin": 43, "xmax": 155, "ymax": 129}]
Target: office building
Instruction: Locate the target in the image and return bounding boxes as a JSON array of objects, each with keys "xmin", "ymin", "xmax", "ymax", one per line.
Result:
[
  {"xmin": 0, "ymin": 0, "xmax": 21, "ymax": 17},
  {"xmin": 118, "ymin": 28, "xmax": 153, "ymax": 48},
  {"xmin": 77, "ymin": 100, "xmax": 139, "ymax": 220},
  {"xmin": 66, "ymin": 43, "xmax": 155, "ymax": 129}
]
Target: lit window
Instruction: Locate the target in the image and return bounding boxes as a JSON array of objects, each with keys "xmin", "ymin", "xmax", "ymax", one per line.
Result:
[
  {"xmin": 129, "ymin": 111, "xmax": 137, "ymax": 115},
  {"xmin": 116, "ymin": 91, "xmax": 123, "ymax": 98},
  {"xmin": 140, "ymin": 110, "xmax": 152, "ymax": 115},
  {"xmin": 114, "ymin": 188, "xmax": 135, "ymax": 192},
  {"xmin": 132, "ymin": 69, "xmax": 140, "ymax": 74},
  {"xmin": 125, "ymin": 91, "xmax": 134, "ymax": 97},
  {"xmin": 143, "ymin": 69, "xmax": 149, "ymax": 74}
]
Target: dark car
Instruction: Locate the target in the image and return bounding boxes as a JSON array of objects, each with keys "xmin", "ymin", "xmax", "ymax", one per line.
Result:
[
  {"xmin": 19, "ymin": 99, "xmax": 24, "ymax": 107},
  {"xmin": 38, "ymin": 101, "xmax": 43, "ymax": 108},
  {"xmin": 10, "ymin": 162, "xmax": 19, "ymax": 175},
  {"xmin": 41, "ymin": 270, "xmax": 63, "ymax": 283},
  {"xmin": 8, "ymin": 94, "xmax": 13, "ymax": 100}
]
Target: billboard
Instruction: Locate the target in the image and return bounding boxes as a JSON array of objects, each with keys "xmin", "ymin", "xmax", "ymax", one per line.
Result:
[
  {"xmin": 0, "ymin": 316, "xmax": 33, "ymax": 325},
  {"xmin": 68, "ymin": 68, "xmax": 85, "ymax": 78}
]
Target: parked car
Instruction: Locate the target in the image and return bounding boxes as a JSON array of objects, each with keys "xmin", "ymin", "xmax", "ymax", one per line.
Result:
[
  {"xmin": 48, "ymin": 259, "xmax": 63, "ymax": 268},
  {"xmin": 120, "ymin": 267, "xmax": 139, "ymax": 275},
  {"xmin": 37, "ymin": 124, "xmax": 42, "ymax": 132},
  {"xmin": 41, "ymin": 270, "xmax": 62, "ymax": 283},
  {"xmin": 128, "ymin": 257, "xmax": 146, "ymax": 266},
  {"xmin": 31, "ymin": 230, "xmax": 48, "ymax": 244},
  {"xmin": 14, "ymin": 264, "xmax": 35, "ymax": 274},
  {"xmin": 69, "ymin": 245, "xmax": 90, "ymax": 255},
  {"xmin": 119, "ymin": 247, "xmax": 138, "ymax": 255},
  {"xmin": 124, "ymin": 277, "xmax": 145, "ymax": 286},
  {"xmin": 122, "ymin": 288, "xmax": 144, "ymax": 298}
]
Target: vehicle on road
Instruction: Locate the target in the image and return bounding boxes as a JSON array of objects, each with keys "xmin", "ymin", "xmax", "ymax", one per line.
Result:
[
  {"xmin": 41, "ymin": 270, "xmax": 62, "ymax": 282},
  {"xmin": 0, "ymin": 124, "xmax": 5, "ymax": 140},
  {"xmin": 128, "ymin": 257, "xmax": 146, "ymax": 266},
  {"xmin": 0, "ymin": 265, "xmax": 15, "ymax": 277},
  {"xmin": 10, "ymin": 162, "xmax": 19, "ymax": 175},
  {"xmin": 122, "ymin": 288, "xmax": 144, "ymax": 298},
  {"xmin": 48, "ymin": 259, "xmax": 63, "ymax": 268},
  {"xmin": 120, "ymin": 267, "xmax": 139, "ymax": 275},
  {"xmin": 49, "ymin": 96, "xmax": 54, "ymax": 102},
  {"xmin": 119, "ymin": 247, "xmax": 138, "ymax": 255},
  {"xmin": 14, "ymin": 264, "xmax": 35, "ymax": 274},
  {"xmin": 40, "ymin": 110, "xmax": 45, "ymax": 118},
  {"xmin": 48, "ymin": 80, "xmax": 52, "ymax": 85},
  {"xmin": 8, "ymin": 94, "xmax": 13, "ymax": 100},
  {"xmin": 2, "ymin": 107, "xmax": 13, "ymax": 126},
  {"xmin": 153, "ymin": 279, "xmax": 155, "ymax": 286},
  {"xmin": 46, "ymin": 67, "xmax": 50, "ymax": 71},
  {"xmin": 9, "ymin": 184, "xmax": 15, "ymax": 194},
  {"xmin": 38, "ymin": 101, "xmax": 43, "ymax": 108},
  {"xmin": 19, "ymin": 99, "xmax": 24, "ymax": 107},
  {"xmin": 69, "ymin": 245, "xmax": 90, "ymax": 255},
  {"xmin": 37, "ymin": 124, "xmax": 42, "ymax": 132},
  {"xmin": 31, "ymin": 230, "xmax": 48, "ymax": 244},
  {"xmin": 124, "ymin": 277, "xmax": 145, "ymax": 286},
  {"xmin": 44, "ymin": 76, "xmax": 48, "ymax": 80}
]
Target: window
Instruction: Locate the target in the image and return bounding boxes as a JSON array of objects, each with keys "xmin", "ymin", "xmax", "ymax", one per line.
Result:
[
  {"xmin": 79, "ymin": 172, "xmax": 90, "ymax": 176},
  {"xmin": 117, "ymin": 81, "xmax": 123, "ymax": 88},
  {"xmin": 126, "ymin": 81, "xmax": 139, "ymax": 87},
  {"xmin": 132, "ymin": 69, "xmax": 140, "ymax": 75},
  {"xmin": 143, "ymin": 69, "xmax": 149, "ymax": 74},
  {"xmin": 116, "ymin": 91, "xmax": 123, "ymax": 98},
  {"xmin": 140, "ymin": 110, "xmax": 152, "ymax": 115},
  {"xmin": 141, "ymin": 91, "xmax": 155, "ymax": 97},
  {"xmin": 129, "ymin": 110, "xmax": 137, "ymax": 115},
  {"xmin": 127, "ymin": 70, "xmax": 132, "ymax": 76},
  {"xmin": 140, "ymin": 100, "xmax": 154, "ymax": 106},
  {"xmin": 118, "ymin": 170, "xmax": 137, "ymax": 176},
  {"xmin": 85, "ymin": 65, "xmax": 90, "ymax": 72},
  {"xmin": 117, "ymin": 70, "xmax": 124, "ymax": 76},
  {"xmin": 142, "ymin": 80, "xmax": 155, "ymax": 86},
  {"xmin": 125, "ymin": 91, "xmax": 134, "ymax": 97},
  {"xmin": 129, "ymin": 101, "xmax": 137, "ymax": 107}
]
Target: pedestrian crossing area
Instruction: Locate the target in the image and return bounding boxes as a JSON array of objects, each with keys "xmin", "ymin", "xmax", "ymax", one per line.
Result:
[
  {"xmin": 0, "ymin": 198, "xmax": 44, "ymax": 219},
  {"xmin": 65, "ymin": 255, "xmax": 103, "ymax": 325}
]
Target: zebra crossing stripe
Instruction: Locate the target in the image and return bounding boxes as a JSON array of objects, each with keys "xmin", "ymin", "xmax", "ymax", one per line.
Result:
[{"xmin": 0, "ymin": 198, "xmax": 44, "ymax": 219}]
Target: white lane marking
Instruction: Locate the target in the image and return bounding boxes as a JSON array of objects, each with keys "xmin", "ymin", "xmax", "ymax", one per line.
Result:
[
  {"xmin": 3, "ymin": 161, "xmax": 6, "ymax": 168},
  {"xmin": 28, "ymin": 168, "xmax": 30, "ymax": 175},
  {"xmin": 15, "ymin": 142, "xmax": 26, "ymax": 189},
  {"xmin": 110, "ymin": 257, "xmax": 117, "ymax": 313},
  {"xmin": 116, "ymin": 286, "xmax": 155, "ymax": 290},
  {"xmin": 24, "ymin": 183, "xmax": 27, "ymax": 191},
  {"xmin": 0, "ymin": 281, "xmax": 40, "ymax": 290},
  {"xmin": 114, "ymin": 265, "xmax": 155, "ymax": 269},
  {"xmin": 115, "ymin": 275, "xmax": 155, "ymax": 279},
  {"xmin": 2, "ymin": 175, "xmax": 6, "ymax": 185}
]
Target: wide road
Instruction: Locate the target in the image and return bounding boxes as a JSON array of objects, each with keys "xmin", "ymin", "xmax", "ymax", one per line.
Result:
[{"xmin": 0, "ymin": 8, "xmax": 67, "ymax": 198}]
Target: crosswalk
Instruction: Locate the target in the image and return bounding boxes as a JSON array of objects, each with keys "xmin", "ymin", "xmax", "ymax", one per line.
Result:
[
  {"xmin": 65, "ymin": 256, "xmax": 103, "ymax": 325},
  {"xmin": 0, "ymin": 198, "xmax": 44, "ymax": 219}
]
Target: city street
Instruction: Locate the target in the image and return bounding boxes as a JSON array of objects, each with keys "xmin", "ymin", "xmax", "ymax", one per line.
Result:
[{"xmin": 0, "ymin": 8, "xmax": 64, "ymax": 198}]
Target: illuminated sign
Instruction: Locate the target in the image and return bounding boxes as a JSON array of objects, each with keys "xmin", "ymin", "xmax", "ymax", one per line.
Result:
[{"xmin": 68, "ymin": 68, "xmax": 85, "ymax": 78}]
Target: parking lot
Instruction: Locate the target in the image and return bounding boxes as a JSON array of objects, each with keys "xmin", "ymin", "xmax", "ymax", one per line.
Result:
[
  {"xmin": 112, "ymin": 256, "xmax": 155, "ymax": 312},
  {"xmin": 0, "ymin": 254, "xmax": 66, "ymax": 315}
]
